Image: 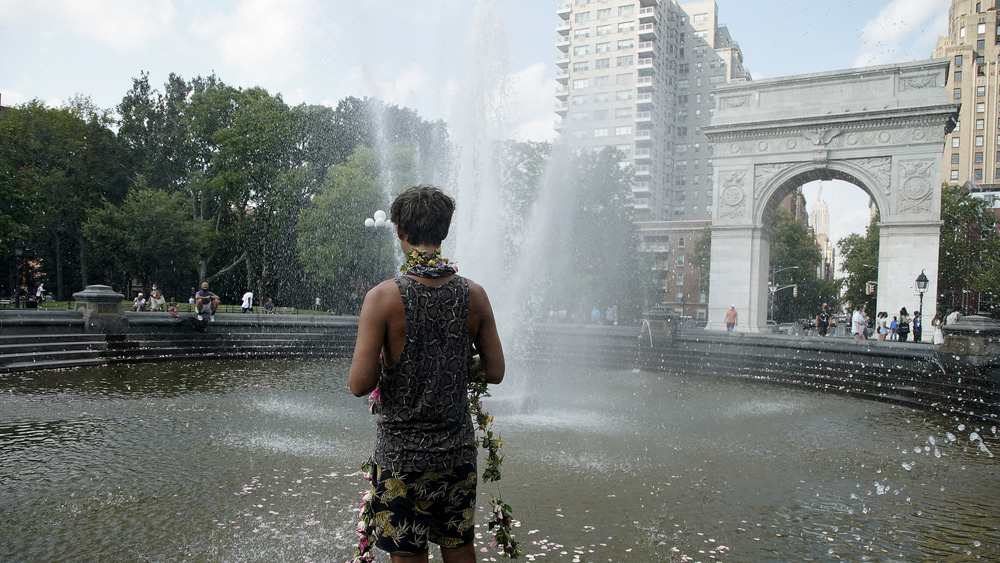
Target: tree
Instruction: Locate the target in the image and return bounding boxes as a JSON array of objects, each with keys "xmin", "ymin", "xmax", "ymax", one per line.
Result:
[
  {"xmin": 84, "ymin": 189, "xmax": 205, "ymax": 298},
  {"xmin": 768, "ymin": 207, "xmax": 838, "ymax": 322},
  {"xmin": 296, "ymin": 147, "xmax": 397, "ymax": 314},
  {"xmin": 837, "ymin": 213, "xmax": 880, "ymax": 318},
  {"xmin": 938, "ymin": 183, "xmax": 1000, "ymax": 315}
]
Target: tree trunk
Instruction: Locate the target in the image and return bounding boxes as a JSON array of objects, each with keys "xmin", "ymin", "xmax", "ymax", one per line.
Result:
[{"xmin": 55, "ymin": 231, "xmax": 65, "ymax": 300}]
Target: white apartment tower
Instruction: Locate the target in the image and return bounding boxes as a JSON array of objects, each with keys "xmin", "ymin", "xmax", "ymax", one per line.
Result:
[{"xmin": 555, "ymin": 0, "xmax": 750, "ymax": 222}]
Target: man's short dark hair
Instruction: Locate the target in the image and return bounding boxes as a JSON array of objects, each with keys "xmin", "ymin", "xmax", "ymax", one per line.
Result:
[{"xmin": 390, "ymin": 185, "xmax": 455, "ymax": 246}]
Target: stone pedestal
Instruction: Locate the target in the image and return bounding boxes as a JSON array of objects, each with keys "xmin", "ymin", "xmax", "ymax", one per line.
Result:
[
  {"xmin": 937, "ymin": 315, "xmax": 1000, "ymax": 380},
  {"xmin": 73, "ymin": 285, "xmax": 126, "ymax": 334}
]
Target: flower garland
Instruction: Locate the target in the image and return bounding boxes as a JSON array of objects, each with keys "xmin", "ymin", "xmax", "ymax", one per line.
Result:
[
  {"xmin": 352, "ymin": 352, "xmax": 521, "ymax": 561},
  {"xmin": 399, "ymin": 248, "xmax": 458, "ymax": 278}
]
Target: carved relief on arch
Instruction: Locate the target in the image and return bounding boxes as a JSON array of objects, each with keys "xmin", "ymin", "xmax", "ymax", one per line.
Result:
[
  {"xmin": 898, "ymin": 160, "xmax": 935, "ymax": 215},
  {"xmin": 845, "ymin": 157, "xmax": 892, "ymax": 196},
  {"xmin": 753, "ymin": 162, "xmax": 796, "ymax": 200},
  {"xmin": 717, "ymin": 168, "xmax": 750, "ymax": 220}
]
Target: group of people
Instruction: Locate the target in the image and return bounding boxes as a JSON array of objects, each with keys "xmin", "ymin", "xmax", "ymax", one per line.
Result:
[
  {"xmin": 130, "ymin": 283, "xmax": 277, "ymax": 321},
  {"xmin": 845, "ymin": 302, "xmax": 961, "ymax": 345}
]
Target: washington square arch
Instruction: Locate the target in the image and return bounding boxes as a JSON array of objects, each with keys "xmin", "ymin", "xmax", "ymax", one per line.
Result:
[{"xmin": 702, "ymin": 59, "xmax": 959, "ymax": 332}]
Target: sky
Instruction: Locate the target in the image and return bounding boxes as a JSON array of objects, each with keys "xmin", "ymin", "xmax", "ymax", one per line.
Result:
[{"xmin": 0, "ymin": 0, "xmax": 952, "ymax": 250}]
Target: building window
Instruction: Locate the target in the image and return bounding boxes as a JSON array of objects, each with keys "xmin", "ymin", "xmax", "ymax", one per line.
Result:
[
  {"xmin": 951, "ymin": 170, "xmax": 960, "ymax": 181},
  {"xmin": 574, "ymin": 45, "xmax": 590, "ymax": 56},
  {"xmin": 677, "ymin": 272, "xmax": 684, "ymax": 285},
  {"xmin": 616, "ymin": 73, "xmax": 630, "ymax": 84},
  {"xmin": 976, "ymin": 135, "xmax": 985, "ymax": 146},
  {"xmin": 977, "ymin": 118, "xmax": 985, "ymax": 130},
  {"xmin": 593, "ymin": 109, "xmax": 607, "ymax": 120},
  {"xmin": 594, "ymin": 92, "xmax": 609, "ymax": 102},
  {"xmin": 619, "ymin": 4, "xmax": 635, "ymax": 16},
  {"xmin": 975, "ymin": 168, "xmax": 984, "ymax": 180},
  {"xmin": 616, "ymin": 55, "xmax": 634, "ymax": 66},
  {"xmin": 572, "ymin": 95, "xmax": 589, "ymax": 106},
  {"xmin": 956, "ymin": 54, "xmax": 963, "ymax": 66},
  {"xmin": 954, "ymin": 88, "xmax": 962, "ymax": 99},
  {"xmin": 574, "ymin": 28, "xmax": 590, "ymax": 39},
  {"xmin": 952, "ymin": 153, "xmax": 961, "ymax": 164},
  {"xmin": 572, "ymin": 130, "xmax": 588, "ymax": 139},
  {"xmin": 953, "ymin": 137, "xmax": 961, "ymax": 148},
  {"xmin": 709, "ymin": 75, "xmax": 726, "ymax": 84},
  {"xmin": 955, "ymin": 71, "xmax": 962, "ymax": 83},
  {"xmin": 976, "ymin": 151, "xmax": 984, "ymax": 163},
  {"xmin": 978, "ymin": 38, "xmax": 986, "ymax": 50},
  {"xmin": 616, "ymin": 90, "xmax": 632, "ymax": 101},
  {"xmin": 678, "ymin": 79, "xmax": 690, "ymax": 89},
  {"xmin": 677, "ymin": 253, "xmax": 685, "ymax": 266},
  {"xmin": 574, "ymin": 12, "xmax": 590, "ymax": 23},
  {"xmin": 979, "ymin": 22, "xmax": 987, "ymax": 34},
  {"xmin": 594, "ymin": 128, "xmax": 609, "ymax": 137},
  {"xmin": 960, "ymin": 26, "xmax": 967, "ymax": 38},
  {"xmin": 596, "ymin": 24, "xmax": 610, "ymax": 35},
  {"xmin": 596, "ymin": 41, "xmax": 610, "ymax": 53},
  {"xmin": 678, "ymin": 235, "xmax": 686, "ymax": 247},
  {"xmin": 615, "ymin": 107, "xmax": 633, "ymax": 118},
  {"xmin": 571, "ymin": 112, "xmax": 587, "ymax": 121},
  {"xmin": 595, "ymin": 58, "xmax": 610, "ymax": 69},
  {"xmin": 573, "ymin": 62, "xmax": 589, "ymax": 72},
  {"xmin": 977, "ymin": 101, "xmax": 985, "ymax": 113},
  {"xmin": 617, "ymin": 39, "xmax": 634, "ymax": 50},
  {"xmin": 597, "ymin": 8, "xmax": 611, "ymax": 19},
  {"xmin": 594, "ymin": 75, "xmax": 609, "ymax": 86},
  {"xmin": 614, "ymin": 126, "xmax": 632, "ymax": 136},
  {"xmin": 618, "ymin": 21, "xmax": 635, "ymax": 33}
]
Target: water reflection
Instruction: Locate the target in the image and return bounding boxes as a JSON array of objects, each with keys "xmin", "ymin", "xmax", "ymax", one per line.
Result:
[{"xmin": 0, "ymin": 359, "xmax": 996, "ymax": 561}]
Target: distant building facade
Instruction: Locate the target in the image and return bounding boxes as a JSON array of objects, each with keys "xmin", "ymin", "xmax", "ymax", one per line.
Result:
[
  {"xmin": 932, "ymin": 0, "xmax": 1000, "ymax": 185},
  {"xmin": 555, "ymin": 0, "xmax": 750, "ymax": 315}
]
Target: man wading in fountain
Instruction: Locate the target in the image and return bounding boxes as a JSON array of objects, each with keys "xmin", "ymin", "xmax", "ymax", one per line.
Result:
[{"xmin": 349, "ymin": 185, "xmax": 505, "ymax": 563}]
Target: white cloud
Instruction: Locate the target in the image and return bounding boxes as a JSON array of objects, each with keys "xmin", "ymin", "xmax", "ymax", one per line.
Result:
[
  {"xmin": 340, "ymin": 63, "xmax": 431, "ymax": 109},
  {"xmin": 189, "ymin": 0, "xmax": 318, "ymax": 87},
  {"xmin": 854, "ymin": 0, "xmax": 950, "ymax": 67},
  {"xmin": 0, "ymin": 0, "xmax": 176, "ymax": 51},
  {"xmin": 504, "ymin": 63, "xmax": 558, "ymax": 142}
]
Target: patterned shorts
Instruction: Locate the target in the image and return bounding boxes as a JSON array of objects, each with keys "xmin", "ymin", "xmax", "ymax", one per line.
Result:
[{"xmin": 371, "ymin": 462, "xmax": 477, "ymax": 556}]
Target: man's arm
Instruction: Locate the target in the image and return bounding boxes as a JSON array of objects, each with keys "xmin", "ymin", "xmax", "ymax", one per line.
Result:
[
  {"xmin": 349, "ymin": 284, "xmax": 392, "ymax": 397},
  {"xmin": 469, "ymin": 281, "xmax": 504, "ymax": 385}
]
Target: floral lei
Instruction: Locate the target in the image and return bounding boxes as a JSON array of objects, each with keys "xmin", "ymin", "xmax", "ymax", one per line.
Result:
[
  {"xmin": 399, "ymin": 248, "xmax": 458, "ymax": 278},
  {"xmin": 352, "ymin": 357, "xmax": 521, "ymax": 561}
]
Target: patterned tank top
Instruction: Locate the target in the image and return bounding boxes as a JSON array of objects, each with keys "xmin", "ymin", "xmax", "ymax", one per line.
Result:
[{"xmin": 373, "ymin": 275, "xmax": 476, "ymax": 472}]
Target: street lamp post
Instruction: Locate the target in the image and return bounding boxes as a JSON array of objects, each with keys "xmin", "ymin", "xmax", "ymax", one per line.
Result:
[
  {"xmin": 364, "ymin": 210, "xmax": 393, "ymax": 287},
  {"xmin": 769, "ymin": 265, "xmax": 799, "ymax": 322},
  {"xmin": 13, "ymin": 241, "xmax": 24, "ymax": 309},
  {"xmin": 915, "ymin": 270, "xmax": 929, "ymax": 342}
]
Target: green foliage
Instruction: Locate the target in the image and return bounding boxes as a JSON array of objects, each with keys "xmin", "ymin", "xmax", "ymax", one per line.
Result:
[
  {"xmin": 938, "ymin": 183, "xmax": 1000, "ymax": 314},
  {"xmin": 769, "ymin": 207, "xmax": 838, "ymax": 322},
  {"xmin": 837, "ymin": 213, "xmax": 880, "ymax": 317},
  {"xmin": 84, "ymin": 189, "xmax": 205, "ymax": 299},
  {"xmin": 296, "ymin": 147, "xmax": 395, "ymax": 313}
]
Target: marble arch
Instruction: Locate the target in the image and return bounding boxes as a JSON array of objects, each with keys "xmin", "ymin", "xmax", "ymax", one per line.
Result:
[{"xmin": 702, "ymin": 60, "xmax": 959, "ymax": 332}]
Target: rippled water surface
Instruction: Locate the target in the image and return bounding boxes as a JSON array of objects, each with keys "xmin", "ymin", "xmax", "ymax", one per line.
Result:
[{"xmin": 1, "ymin": 359, "xmax": 997, "ymax": 561}]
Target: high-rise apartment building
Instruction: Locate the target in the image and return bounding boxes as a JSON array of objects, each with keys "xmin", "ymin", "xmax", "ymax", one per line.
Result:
[
  {"xmin": 555, "ymin": 0, "xmax": 750, "ymax": 317},
  {"xmin": 932, "ymin": 0, "xmax": 1000, "ymax": 186},
  {"xmin": 556, "ymin": 0, "xmax": 749, "ymax": 222}
]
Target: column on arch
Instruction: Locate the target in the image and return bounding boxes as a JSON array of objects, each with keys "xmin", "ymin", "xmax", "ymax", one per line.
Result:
[{"xmin": 706, "ymin": 225, "xmax": 771, "ymax": 332}]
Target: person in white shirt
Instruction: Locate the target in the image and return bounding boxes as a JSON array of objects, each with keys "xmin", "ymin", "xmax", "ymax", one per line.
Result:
[
  {"xmin": 852, "ymin": 303, "xmax": 868, "ymax": 340},
  {"xmin": 241, "ymin": 290, "xmax": 254, "ymax": 313}
]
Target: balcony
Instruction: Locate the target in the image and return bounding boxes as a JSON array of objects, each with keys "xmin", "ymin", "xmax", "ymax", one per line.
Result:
[
  {"xmin": 557, "ymin": 3, "xmax": 571, "ymax": 18},
  {"xmin": 555, "ymin": 52, "xmax": 569, "ymax": 67},
  {"xmin": 632, "ymin": 198, "xmax": 651, "ymax": 211},
  {"xmin": 555, "ymin": 68, "xmax": 569, "ymax": 83},
  {"xmin": 636, "ymin": 75, "xmax": 654, "ymax": 90},
  {"xmin": 639, "ymin": 6, "xmax": 658, "ymax": 24},
  {"xmin": 634, "ymin": 148, "xmax": 652, "ymax": 161},
  {"xmin": 635, "ymin": 111, "xmax": 652, "ymax": 124},
  {"xmin": 557, "ymin": 20, "xmax": 571, "ymax": 34},
  {"xmin": 633, "ymin": 181, "xmax": 653, "ymax": 198},
  {"xmin": 635, "ymin": 129, "xmax": 652, "ymax": 141},
  {"xmin": 555, "ymin": 86, "xmax": 569, "ymax": 99},
  {"xmin": 557, "ymin": 34, "xmax": 570, "ymax": 51},
  {"xmin": 554, "ymin": 101, "xmax": 568, "ymax": 114},
  {"xmin": 636, "ymin": 92, "xmax": 654, "ymax": 109},
  {"xmin": 638, "ymin": 41, "xmax": 655, "ymax": 57},
  {"xmin": 634, "ymin": 164, "xmax": 652, "ymax": 177},
  {"xmin": 553, "ymin": 119, "xmax": 564, "ymax": 132},
  {"xmin": 638, "ymin": 23, "xmax": 657, "ymax": 41}
]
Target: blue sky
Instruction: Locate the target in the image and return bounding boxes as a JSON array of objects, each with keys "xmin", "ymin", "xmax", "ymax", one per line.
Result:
[{"xmin": 1, "ymin": 0, "xmax": 951, "ymax": 246}]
